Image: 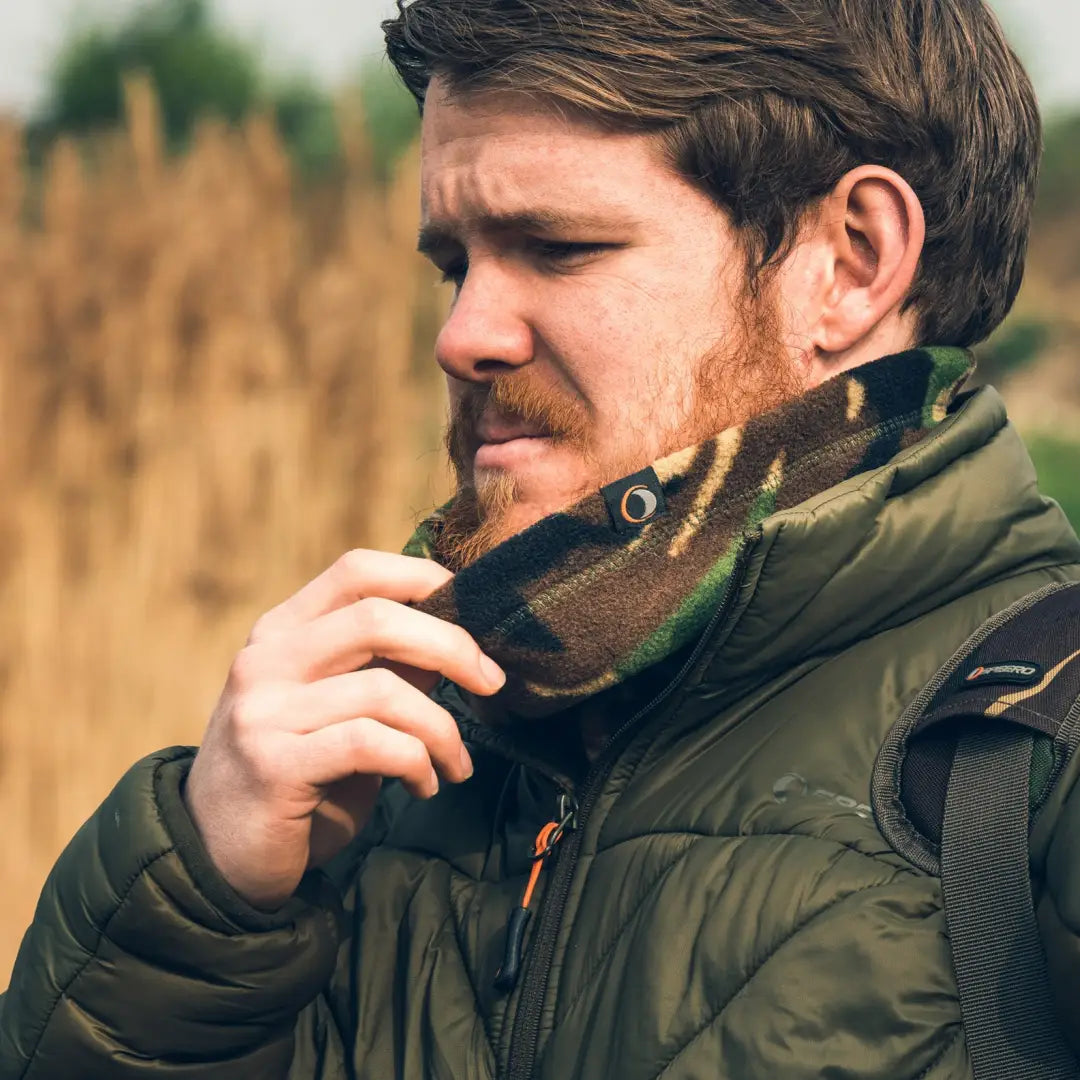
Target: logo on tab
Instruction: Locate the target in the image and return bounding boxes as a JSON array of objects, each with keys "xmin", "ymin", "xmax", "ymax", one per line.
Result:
[
  {"xmin": 964, "ymin": 662, "xmax": 1043, "ymax": 687},
  {"xmin": 601, "ymin": 467, "xmax": 667, "ymax": 534}
]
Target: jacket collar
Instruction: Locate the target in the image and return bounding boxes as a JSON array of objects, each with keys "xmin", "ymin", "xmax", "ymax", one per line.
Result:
[
  {"xmin": 439, "ymin": 386, "xmax": 1080, "ymax": 778},
  {"xmin": 414, "ymin": 347, "xmax": 976, "ymax": 724},
  {"xmin": 686, "ymin": 386, "xmax": 1080, "ymax": 707}
]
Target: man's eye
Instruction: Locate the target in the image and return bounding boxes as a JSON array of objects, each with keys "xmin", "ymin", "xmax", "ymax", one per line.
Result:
[
  {"xmin": 530, "ymin": 240, "xmax": 608, "ymax": 264},
  {"xmin": 436, "ymin": 243, "xmax": 608, "ymax": 288}
]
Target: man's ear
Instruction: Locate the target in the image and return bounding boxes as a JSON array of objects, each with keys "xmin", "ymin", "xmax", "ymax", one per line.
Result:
[{"xmin": 792, "ymin": 165, "xmax": 926, "ymax": 382}]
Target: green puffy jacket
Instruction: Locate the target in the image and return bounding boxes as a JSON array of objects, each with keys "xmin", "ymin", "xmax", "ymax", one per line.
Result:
[{"xmin": 3, "ymin": 385, "xmax": 1080, "ymax": 1079}]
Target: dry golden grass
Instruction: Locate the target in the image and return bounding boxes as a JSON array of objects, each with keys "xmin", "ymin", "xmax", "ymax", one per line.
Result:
[
  {"xmin": 0, "ymin": 79, "xmax": 452, "ymax": 982},
  {"xmin": 0, "ymin": 76, "xmax": 1076, "ymax": 989}
]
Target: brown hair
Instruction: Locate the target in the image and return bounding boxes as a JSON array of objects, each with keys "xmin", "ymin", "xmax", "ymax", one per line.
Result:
[{"xmin": 383, "ymin": 0, "xmax": 1041, "ymax": 347}]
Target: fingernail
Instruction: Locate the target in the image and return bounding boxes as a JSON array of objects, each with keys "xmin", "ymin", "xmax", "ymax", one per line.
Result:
[
  {"xmin": 428, "ymin": 767, "xmax": 440, "ymax": 797},
  {"xmin": 479, "ymin": 654, "xmax": 506, "ymax": 690},
  {"xmin": 459, "ymin": 745, "xmax": 474, "ymax": 779}
]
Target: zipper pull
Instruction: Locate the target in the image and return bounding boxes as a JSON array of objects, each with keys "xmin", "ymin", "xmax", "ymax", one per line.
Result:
[{"xmin": 494, "ymin": 796, "xmax": 577, "ymax": 994}]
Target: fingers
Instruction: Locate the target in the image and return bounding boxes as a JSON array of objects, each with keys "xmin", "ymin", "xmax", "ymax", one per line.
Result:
[
  {"xmin": 248, "ymin": 596, "xmax": 505, "ymax": 693},
  {"xmin": 251, "ymin": 550, "xmax": 454, "ymax": 640},
  {"xmin": 364, "ymin": 658, "xmax": 442, "ymax": 697},
  {"xmin": 276, "ymin": 668, "xmax": 473, "ymax": 784},
  {"xmin": 295, "ymin": 718, "xmax": 443, "ymax": 800}
]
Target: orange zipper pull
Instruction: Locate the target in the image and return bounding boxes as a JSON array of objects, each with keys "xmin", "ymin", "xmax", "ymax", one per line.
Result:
[
  {"xmin": 521, "ymin": 820, "xmax": 561, "ymax": 908},
  {"xmin": 494, "ymin": 798, "xmax": 576, "ymax": 993}
]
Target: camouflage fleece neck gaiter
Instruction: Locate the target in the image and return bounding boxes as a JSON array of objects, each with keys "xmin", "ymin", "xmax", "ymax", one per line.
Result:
[{"xmin": 404, "ymin": 347, "xmax": 975, "ymax": 722}]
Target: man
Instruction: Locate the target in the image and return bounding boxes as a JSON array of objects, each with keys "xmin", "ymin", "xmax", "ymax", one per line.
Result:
[{"xmin": 2, "ymin": 0, "xmax": 1079, "ymax": 1077}]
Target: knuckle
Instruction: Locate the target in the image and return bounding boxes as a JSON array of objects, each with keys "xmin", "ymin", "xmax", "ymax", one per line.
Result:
[
  {"xmin": 431, "ymin": 704, "xmax": 460, "ymax": 744},
  {"xmin": 454, "ymin": 626, "xmax": 484, "ymax": 665},
  {"xmin": 245, "ymin": 740, "xmax": 284, "ymax": 788},
  {"xmin": 229, "ymin": 689, "xmax": 273, "ymax": 736},
  {"xmin": 353, "ymin": 595, "xmax": 391, "ymax": 639},
  {"xmin": 223, "ymin": 707, "xmax": 281, "ymax": 782},
  {"xmin": 229, "ymin": 646, "xmax": 264, "ymax": 691},
  {"xmin": 341, "ymin": 720, "xmax": 381, "ymax": 773},
  {"xmin": 399, "ymin": 736, "xmax": 430, "ymax": 778},
  {"xmin": 361, "ymin": 665, "xmax": 400, "ymax": 707},
  {"xmin": 340, "ymin": 718, "xmax": 369, "ymax": 759},
  {"xmin": 248, "ymin": 612, "xmax": 280, "ymax": 644},
  {"xmin": 334, "ymin": 548, "xmax": 372, "ymax": 588}
]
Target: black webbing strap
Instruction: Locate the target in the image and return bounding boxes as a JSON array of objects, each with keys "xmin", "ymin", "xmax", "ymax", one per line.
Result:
[
  {"xmin": 941, "ymin": 728, "xmax": 1080, "ymax": 1080},
  {"xmin": 873, "ymin": 583, "xmax": 1080, "ymax": 1080}
]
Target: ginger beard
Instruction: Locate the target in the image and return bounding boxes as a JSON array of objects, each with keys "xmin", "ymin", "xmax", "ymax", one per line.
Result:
[{"xmin": 434, "ymin": 283, "xmax": 803, "ymax": 571}]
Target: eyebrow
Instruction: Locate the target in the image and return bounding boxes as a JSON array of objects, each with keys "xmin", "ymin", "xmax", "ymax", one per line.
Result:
[{"xmin": 416, "ymin": 209, "xmax": 624, "ymax": 257}]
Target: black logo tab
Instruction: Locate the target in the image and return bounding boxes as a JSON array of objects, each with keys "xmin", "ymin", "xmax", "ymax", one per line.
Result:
[
  {"xmin": 601, "ymin": 467, "xmax": 667, "ymax": 534},
  {"xmin": 963, "ymin": 662, "xmax": 1043, "ymax": 688}
]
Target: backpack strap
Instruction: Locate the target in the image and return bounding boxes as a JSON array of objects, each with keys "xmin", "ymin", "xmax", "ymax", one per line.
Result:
[{"xmin": 872, "ymin": 581, "xmax": 1080, "ymax": 1080}]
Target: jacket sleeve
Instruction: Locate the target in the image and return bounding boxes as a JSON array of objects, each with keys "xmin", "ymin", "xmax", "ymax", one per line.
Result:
[
  {"xmin": 0, "ymin": 746, "xmax": 349, "ymax": 1080},
  {"xmin": 1041, "ymin": 767, "xmax": 1080, "ymax": 1061}
]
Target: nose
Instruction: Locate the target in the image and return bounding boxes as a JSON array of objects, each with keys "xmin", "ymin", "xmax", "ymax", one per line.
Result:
[{"xmin": 434, "ymin": 266, "xmax": 534, "ymax": 382}]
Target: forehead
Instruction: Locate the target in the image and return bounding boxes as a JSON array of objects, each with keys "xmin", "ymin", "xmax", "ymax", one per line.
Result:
[{"xmin": 419, "ymin": 80, "xmax": 675, "ymax": 230}]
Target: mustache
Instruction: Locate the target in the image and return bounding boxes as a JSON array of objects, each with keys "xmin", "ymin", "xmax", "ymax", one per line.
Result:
[{"xmin": 445, "ymin": 376, "xmax": 591, "ymax": 475}]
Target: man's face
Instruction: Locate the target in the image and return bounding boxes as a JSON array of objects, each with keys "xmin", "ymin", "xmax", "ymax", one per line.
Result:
[{"xmin": 418, "ymin": 80, "xmax": 804, "ymax": 568}]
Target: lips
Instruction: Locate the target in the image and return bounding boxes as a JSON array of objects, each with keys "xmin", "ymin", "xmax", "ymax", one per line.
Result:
[{"xmin": 475, "ymin": 415, "xmax": 551, "ymax": 445}]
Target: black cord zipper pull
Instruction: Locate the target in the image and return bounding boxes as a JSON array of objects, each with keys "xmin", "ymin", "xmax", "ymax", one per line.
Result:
[{"xmin": 494, "ymin": 796, "xmax": 577, "ymax": 994}]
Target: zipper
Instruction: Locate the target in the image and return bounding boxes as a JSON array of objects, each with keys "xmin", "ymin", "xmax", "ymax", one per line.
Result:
[
  {"xmin": 494, "ymin": 793, "xmax": 579, "ymax": 994},
  {"xmin": 501, "ymin": 532, "xmax": 759, "ymax": 1080}
]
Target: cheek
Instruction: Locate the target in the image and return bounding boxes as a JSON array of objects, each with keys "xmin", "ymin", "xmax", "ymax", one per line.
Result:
[{"xmin": 533, "ymin": 281, "xmax": 675, "ymax": 405}]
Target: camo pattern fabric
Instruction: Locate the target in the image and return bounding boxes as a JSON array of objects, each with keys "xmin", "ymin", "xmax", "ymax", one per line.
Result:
[{"xmin": 405, "ymin": 347, "xmax": 975, "ymax": 720}]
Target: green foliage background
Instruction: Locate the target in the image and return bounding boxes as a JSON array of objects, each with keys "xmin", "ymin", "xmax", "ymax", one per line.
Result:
[
  {"xmin": 1029, "ymin": 437, "xmax": 1080, "ymax": 528},
  {"xmin": 30, "ymin": 0, "xmax": 420, "ymax": 178}
]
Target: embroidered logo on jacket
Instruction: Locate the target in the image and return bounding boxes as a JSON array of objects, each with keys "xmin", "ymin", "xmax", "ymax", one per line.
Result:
[
  {"xmin": 772, "ymin": 774, "xmax": 872, "ymax": 820},
  {"xmin": 964, "ymin": 662, "xmax": 1043, "ymax": 687}
]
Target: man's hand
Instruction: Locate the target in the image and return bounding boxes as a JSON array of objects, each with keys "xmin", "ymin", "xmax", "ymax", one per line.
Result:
[{"xmin": 182, "ymin": 550, "xmax": 506, "ymax": 911}]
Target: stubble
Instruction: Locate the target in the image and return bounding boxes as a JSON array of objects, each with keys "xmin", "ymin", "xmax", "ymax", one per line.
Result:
[{"xmin": 433, "ymin": 285, "xmax": 803, "ymax": 571}]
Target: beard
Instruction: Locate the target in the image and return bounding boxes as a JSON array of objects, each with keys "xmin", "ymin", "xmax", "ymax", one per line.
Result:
[{"xmin": 432, "ymin": 285, "xmax": 804, "ymax": 572}]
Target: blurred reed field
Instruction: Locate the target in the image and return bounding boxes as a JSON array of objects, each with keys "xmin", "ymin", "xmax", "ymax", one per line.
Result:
[
  {"xmin": 0, "ymin": 70, "xmax": 1078, "ymax": 986},
  {"xmin": 0, "ymin": 77, "xmax": 452, "ymax": 980}
]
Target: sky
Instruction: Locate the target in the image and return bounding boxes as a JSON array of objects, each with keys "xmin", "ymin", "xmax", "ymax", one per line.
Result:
[{"xmin": 0, "ymin": 0, "xmax": 1076, "ymax": 119}]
